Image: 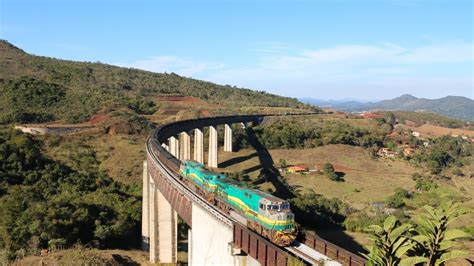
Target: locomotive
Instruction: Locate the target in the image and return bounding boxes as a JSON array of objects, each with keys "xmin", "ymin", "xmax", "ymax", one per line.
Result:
[{"xmin": 179, "ymin": 160, "xmax": 297, "ymax": 246}]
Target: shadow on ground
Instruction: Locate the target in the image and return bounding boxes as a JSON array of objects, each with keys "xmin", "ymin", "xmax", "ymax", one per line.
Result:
[
  {"xmin": 111, "ymin": 254, "xmax": 140, "ymax": 266},
  {"xmin": 245, "ymin": 127, "xmax": 295, "ymax": 198},
  {"xmin": 219, "ymin": 152, "xmax": 258, "ymax": 168}
]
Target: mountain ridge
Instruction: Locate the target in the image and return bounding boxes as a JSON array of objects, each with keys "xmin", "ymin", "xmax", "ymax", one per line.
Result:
[{"xmin": 302, "ymin": 94, "xmax": 474, "ymax": 121}]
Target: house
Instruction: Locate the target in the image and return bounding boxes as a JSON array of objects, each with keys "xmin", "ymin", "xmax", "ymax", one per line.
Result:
[
  {"xmin": 287, "ymin": 165, "xmax": 307, "ymax": 174},
  {"xmin": 377, "ymin": 148, "xmax": 399, "ymax": 158}
]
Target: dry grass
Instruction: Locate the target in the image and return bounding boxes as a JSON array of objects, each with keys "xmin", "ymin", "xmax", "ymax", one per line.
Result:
[
  {"xmin": 12, "ymin": 248, "xmax": 156, "ymax": 266},
  {"xmin": 218, "ymin": 144, "xmax": 416, "ymax": 209},
  {"xmin": 92, "ymin": 135, "xmax": 146, "ymax": 185},
  {"xmin": 398, "ymin": 124, "xmax": 474, "ymax": 138}
]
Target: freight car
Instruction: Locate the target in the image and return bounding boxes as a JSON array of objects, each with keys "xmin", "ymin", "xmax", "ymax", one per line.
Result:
[{"xmin": 179, "ymin": 160, "xmax": 297, "ymax": 246}]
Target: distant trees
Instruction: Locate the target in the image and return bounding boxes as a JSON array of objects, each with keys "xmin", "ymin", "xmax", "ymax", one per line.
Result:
[
  {"xmin": 247, "ymin": 118, "xmax": 385, "ymax": 150},
  {"xmin": 413, "ymin": 136, "xmax": 471, "ymax": 174}
]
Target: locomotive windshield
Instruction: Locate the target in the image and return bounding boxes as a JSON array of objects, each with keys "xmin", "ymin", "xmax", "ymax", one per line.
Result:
[{"xmin": 264, "ymin": 202, "xmax": 290, "ymax": 211}]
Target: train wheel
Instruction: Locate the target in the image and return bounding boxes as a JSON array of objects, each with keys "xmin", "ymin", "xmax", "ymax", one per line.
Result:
[{"xmin": 271, "ymin": 231, "xmax": 296, "ymax": 247}]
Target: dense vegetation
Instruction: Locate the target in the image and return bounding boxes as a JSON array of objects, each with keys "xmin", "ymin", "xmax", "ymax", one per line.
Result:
[
  {"xmin": 411, "ymin": 135, "xmax": 472, "ymax": 174},
  {"xmin": 0, "ymin": 40, "xmax": 315, "ymax": 124},
  {"xmin": 244, "ymin": 118, "xmax": 387, "ymax": 150},
  {"xmin": 389, "ymin": 111, "xmax": 469, "ymax": 128},
  {"xmin": 0, "ymin": 130, "xmax": 141, "ymax": 260}
]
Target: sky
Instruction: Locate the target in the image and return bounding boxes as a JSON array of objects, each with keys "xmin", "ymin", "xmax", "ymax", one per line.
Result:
[{"xmin": 1, "ymin": 0, "xmax": 473, "ymax": 100}]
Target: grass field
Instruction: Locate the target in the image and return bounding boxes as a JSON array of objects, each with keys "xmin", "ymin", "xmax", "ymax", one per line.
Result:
[
  {"xmin": 219, "ymin": 144, "xmax": 416, "ymax": 209},
  {"xmin": 218, "ymin": 143, "xmax": 474, "ymax": 261},
  {"xmin": 398, "ymin": 123, "xmax": 474, "ymax": 138}
]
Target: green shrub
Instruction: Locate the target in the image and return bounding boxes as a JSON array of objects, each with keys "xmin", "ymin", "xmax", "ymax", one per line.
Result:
[
  {"xmin": 0, "ymin": 130, "xmax": 141, "ymax": 260},
  {"xmin": 385, "ymin": 188, "xmax": 410, "ymax": 208}
]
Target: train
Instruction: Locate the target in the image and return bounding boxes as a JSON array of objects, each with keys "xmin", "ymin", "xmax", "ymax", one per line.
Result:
[{"xmin": 178, "ymin": 160, "xmax": 297, "ymax": 246}]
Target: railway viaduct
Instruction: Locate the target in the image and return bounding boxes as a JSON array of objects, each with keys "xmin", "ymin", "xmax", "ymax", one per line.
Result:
[{"xmin": 142, "ymin": 114, "xmax": 365, "ymax": 265}]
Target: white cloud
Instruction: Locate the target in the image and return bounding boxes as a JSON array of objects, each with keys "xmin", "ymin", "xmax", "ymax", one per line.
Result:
[
  {"xmin": 115, "ymin": 56, "xmax": 224, "ymax": 77},
  {"xmin": 112, "ymin": 41, "xmax": 473, "ymax": 99}
]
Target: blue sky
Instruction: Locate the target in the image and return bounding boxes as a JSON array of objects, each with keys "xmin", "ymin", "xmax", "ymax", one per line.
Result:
[{"xmin": 1, "ymin": 0, "xmax": 472, "ymax": 100}]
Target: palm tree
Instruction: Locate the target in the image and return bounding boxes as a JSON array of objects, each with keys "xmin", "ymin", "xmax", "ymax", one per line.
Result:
[
  {"xmin": 411, "ymin": 201, "xmax": 470, "ymax": 265},
  {"xmin": 362, "ymin": 215, "xmax": 426, "ymax": 266}
]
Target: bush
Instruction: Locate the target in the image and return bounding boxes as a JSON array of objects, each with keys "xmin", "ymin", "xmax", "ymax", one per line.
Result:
[
  {"xmin": 0, "ymin": 130, "xmax": 141, "ymax": 260},
  {"xmin": 452, "ymin": 168, "xmax": 463, "ymax": 176},
  {"xmin": 385, "ymin": 188, "xmax": 410, "ymax": 208},
  {"xmin": 323, "ymin": 162, "xmax": 341, "ymax": 181},
  {"xmin": 343, "ymin": 212, "xmax": 387, "ymax": 232}
]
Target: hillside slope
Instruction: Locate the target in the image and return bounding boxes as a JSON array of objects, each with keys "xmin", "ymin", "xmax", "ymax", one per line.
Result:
[{"xmin": 0, "ymin": 40, "xmax": 314, "ymax": 124}]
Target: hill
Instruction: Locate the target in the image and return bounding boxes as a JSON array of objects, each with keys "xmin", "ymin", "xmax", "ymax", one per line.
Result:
[
  {"xmin": 303, "ymin": 94, "xmax": 474, "ymax": 121},
  {"xmin": 0, "ymin": 40, "xmax": 316, "ymax": 124}
]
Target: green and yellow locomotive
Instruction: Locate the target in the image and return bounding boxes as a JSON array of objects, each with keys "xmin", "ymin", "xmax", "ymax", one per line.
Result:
[{"xmin": 179, "ymin": 160, "xmax": 297, "ymax": 246}]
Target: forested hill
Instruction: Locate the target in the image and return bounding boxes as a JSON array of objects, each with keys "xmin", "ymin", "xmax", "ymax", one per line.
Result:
[
  {"xmin": 303, "ymin": 94, "xmax": 474, "ymax": 121},
  {"xmin": 0, "ymin": 40, "xmax": 313, "ymax": 124}
]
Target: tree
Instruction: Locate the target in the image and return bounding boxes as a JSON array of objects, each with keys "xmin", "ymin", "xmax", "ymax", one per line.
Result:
[
  {"xmin": 411, "ymin": 201, "xmax": 470, "ymax": 265},
  {"xmin": 385, "ymin": 112, "xmax": 396, "ymax": 126},
  {"xmin": 385, "ymin": 188, "xmax": 410, "ymax": 208},
  {"xmin": 323, "ymin": 162, "xmax": 339, "ymax": 181},
  {"xmin": 362, "ymin": 216, "xmax": 426, "ymax": 266}
]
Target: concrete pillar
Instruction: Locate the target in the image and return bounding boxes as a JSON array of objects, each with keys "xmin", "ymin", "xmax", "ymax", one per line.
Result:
[
  {"xmin": 141, "ymin": 161, "xmax": 149, "ymax": 250},
  {"xmin": 189, "ymin": 203, "xmax": 237, "ymax": 265},
  {"xmin": 161, "ymin": 143, "xmax": 169, "ymax": 151},
  {"xmin": 193, "ymin": 128, "xmax": 204, "ymax": 163},
  {"xmin": 208, "ymin": 126, "xmax": 218, "ymax": 168},
  {"xmin": 169, "ymin": 136, "xmax": 179, "ymax": 159},
  {"xmin": 157, "ymin": 190, "xmax": 178, "ymax": 263},
  {"xmin": 224, "ymin": 124, "xmax": 233, "ymax": 152},
  {"xmin": 180, "ymin": 132, "xmax": 191, "ymax": 160},
  {"xmin": 149, "ymin": 180, "xmax": 158, "ymax": 262},
  {"xmin": 188, "ymin": 228, "xmax": 193, "ymax": 265}
]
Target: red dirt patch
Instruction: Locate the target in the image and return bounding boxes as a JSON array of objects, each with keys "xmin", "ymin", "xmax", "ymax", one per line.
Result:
[
  {"xmin": 88, "ymin": 114, "xmax": 109, "ymax": 125},
  {"xmin": 156, "ymin": 95, "xmax": 203, "ymax": 104},
  {"xmin": 201, "ymin": 110, "xmax": 212, "ymax": 117},
  {"xmin": 161, "ymin": 109, "xmax": 181, "ymax": 115}
]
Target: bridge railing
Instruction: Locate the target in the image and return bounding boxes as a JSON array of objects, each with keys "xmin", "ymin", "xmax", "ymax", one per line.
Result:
[{"xmin": 301, "ymin": 232, "xmax": 365, "ymax": 266}]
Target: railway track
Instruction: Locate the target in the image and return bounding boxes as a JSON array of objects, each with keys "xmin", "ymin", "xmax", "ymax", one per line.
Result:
[{"xmin": 146, "ymin": 112, "xmax": 366, "ymax": 265}]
